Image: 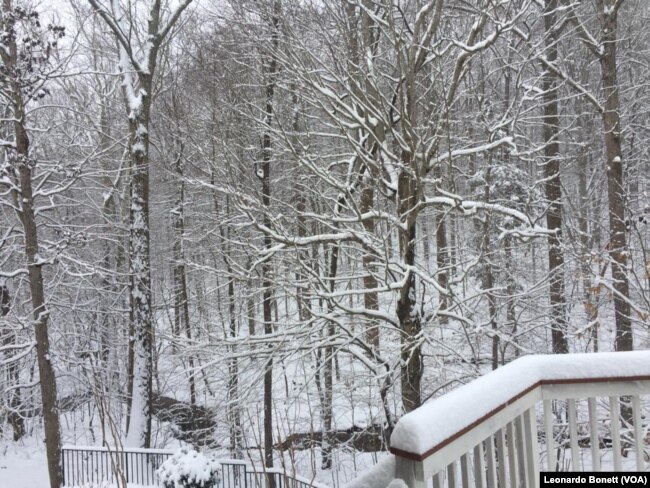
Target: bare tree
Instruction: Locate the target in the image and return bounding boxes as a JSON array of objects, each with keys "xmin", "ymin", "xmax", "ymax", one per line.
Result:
[
  {"xmin": 87, "ymin": 0, "xmax": 194, "ymax": 447},
  {"xmin": 549, "ymin": 0, "xmax": 634, "ymax": 350},
  {"xmin": 597, "ymin": 0, "xmax": 633, "ymax": 351},
  {"xmin": 0, "ymin": 2, "xmax": 65, "ymax": 486},
  {"xmin": 542, "ymin": 0, "xmax": 569, "ymax": 354},
  {"xmin": 259, "ymin": 1, "xmax": 280, "ymax": 477}
]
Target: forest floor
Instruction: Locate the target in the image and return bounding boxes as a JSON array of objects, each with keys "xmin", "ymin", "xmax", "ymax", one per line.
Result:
[
  {"xmin": 0, "ymin": 429, "xmax": 382, "ymax": 487},
  {"xmin": 0, "ymin": 432, "xmax": 645, "ymax": 488},
  {"xmin": 0, "ymin": 435, "xmax": 49, "ymax": 488}
]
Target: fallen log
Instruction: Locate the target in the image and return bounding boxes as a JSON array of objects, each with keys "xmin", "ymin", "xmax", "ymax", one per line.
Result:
[
  {"xmin": 276, "ymin": 424, "xmax": 387, "ymax": 453},
  {"xmin": 152, "ymin": 393, "xmax": 217, "ymax": 447}
]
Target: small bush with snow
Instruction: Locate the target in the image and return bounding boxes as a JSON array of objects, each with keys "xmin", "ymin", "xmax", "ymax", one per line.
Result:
[{"xmin": 157, "ymin": 448, "xmax": 221, "ymax": 488}]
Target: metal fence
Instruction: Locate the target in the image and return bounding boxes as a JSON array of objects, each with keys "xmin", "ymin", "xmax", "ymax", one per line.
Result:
[
  {"xmin": 246, "ymin": 469, "xmax": 320, "ymax": 488},
  {"xmin": 61, "ymin": 446, "xmax": 326, "ymax": 488}
]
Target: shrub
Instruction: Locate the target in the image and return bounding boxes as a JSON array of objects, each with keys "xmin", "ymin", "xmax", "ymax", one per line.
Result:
[{"xmin": 158, "ymin": 448, "xmax": 221, "ymax": 488}]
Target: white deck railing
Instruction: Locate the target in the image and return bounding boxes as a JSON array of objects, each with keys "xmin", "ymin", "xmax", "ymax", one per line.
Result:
[{"xmin": 348, "ymin": 351, "xmax": 650, "ymax": 488}]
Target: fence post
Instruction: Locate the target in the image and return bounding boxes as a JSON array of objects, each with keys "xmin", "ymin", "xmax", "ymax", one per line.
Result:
[
  {"xmin": 125, "ymin": 450, "xmax": 129, "ymax": 484},
  {"xmin": 61, "ymin": 448, "xmax": 66, "ymax": 487},
  {"xmin": 395, "ymin": 455, "xmax": 427, "ymax": 488}
]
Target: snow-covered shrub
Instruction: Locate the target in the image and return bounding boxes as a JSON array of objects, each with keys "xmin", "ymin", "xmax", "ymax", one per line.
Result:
[{"xmin": 157, "ymin": 448, "xmax": 221, "ymax": 488}]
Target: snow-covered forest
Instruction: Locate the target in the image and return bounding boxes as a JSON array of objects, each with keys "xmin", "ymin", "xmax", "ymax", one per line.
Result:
[{"xmin": 1, "ymin": 0, "xmax": 649, "ymax": 486}]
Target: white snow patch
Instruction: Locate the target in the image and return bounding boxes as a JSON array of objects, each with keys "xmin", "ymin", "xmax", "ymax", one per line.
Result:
[
  {"xmin": 387, "ymin": 480, "xmax": 409, "ymax": 488},
  {"xmin": 342, "ymin": 454, "xmax": 395, "ymax": 488},
  {"xmin": 0, "ymin": 437, "xmax": 49, "ymax": 488}
]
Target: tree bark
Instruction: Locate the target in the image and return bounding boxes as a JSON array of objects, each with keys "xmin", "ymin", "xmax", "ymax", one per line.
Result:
[
  {"xmin": 577, "ymin": 107, "xmax": 600, "ymax": 352},
  {"xmin": 260, "ymin": 2, "xmax": 280, "ymax": 477},
  {"xmin": 125, "ymin": 74, "xmax": 154, "ymax": 448},
  {"xmin": 88, "ymin": 0, "xmax": 193, "ymax": 448},
  {"xmin": 543, "ymin": 0, "xmax": 569, "ymax": 354},
  {"xmin": 481, "ymin": 168, "xmax": 499, "ymax": 370},
  {"xmin": 1, "ymin": 285, "xmax": 25, "ymax": 441},
  {"xmin": 2, "ymin": 2, "xmax": 62, "ymax": 484},
  {"xmin": 598, "ymin": 0, "xmax": 633, "ymax": 351},
  {"xmin": 17, "ymin": 144, "xmax": 63, "ymax": 488},
  {"xmin": 397, "ymin": 167, "xmax": 422, "ymax": 412},
  {"xmin": 173, "ymin": 152, "xmax": 197, "ymax": 406}
]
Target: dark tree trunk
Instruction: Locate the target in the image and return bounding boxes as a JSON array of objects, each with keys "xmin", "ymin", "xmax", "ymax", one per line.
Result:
[
  {"xmin": 2, "ymin": 2, "xmax": 62, "ymax": 483},
  {"xmin": 17, "ymin": 147, "xmax": 63, "ymax": 488},
  {"xmin": 321, "ymin": 240, "xmax": 338, "ymax": 469},
  {"xmin": 173, "ymin": 155, "xmax": 196, "ymax": 406},
  {"xmin": 599, "ymin": 1, "xmax": 633, "ymax": 352},
  {"xmin": 261, "ymin": 3, "xmax": 280, "ymax": 477},
  {"xmin": 481, "ymin": 168, "xmax": 499, "ymax": 371},
  {"xmin": 361, "ymin": 185, "xmax": 380, "ymax": 350},
  {"xmin": 396, "ymin": 167, "xmax": 422, "ymax": 412},
  {"xmin": 577, "ymin": 107, "xmax": 600, "ymax": 352},
  {"xmin": 432, "ymin": 152, "xmax": 449, "ymax": 325},
  {"xmin": 227, "ymin": 274, "xmax": 242, "ymax": 455},
  {"xmin": 543, "ymin": 0, "xmax": 569, "ymax": 354},
  {"xmin": 125, "ymin": 79, "xmax": 154, "ymax": 448},
  {"xmin": 1, "ymin": 285, "xmax": 25, "ymax": 441}
]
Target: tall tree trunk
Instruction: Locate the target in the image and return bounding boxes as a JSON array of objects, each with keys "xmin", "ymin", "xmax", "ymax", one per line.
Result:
[
  {"xmin": 482, "ymin": 168, "xmax": 499, "ymax": 370},
  {"xmin": 504, "ymin": 236, "xmax": 519, "ymax": 359},
  {"xmin": 173, "ymin": 154, "xmax": 197, "ymax": 406},
  {"xmin": 543, "ymin": 0, "xmax": 569, "ymax": 354},
  {"xmin": 97, "ymin": 95, "xmax": 117, "ymax": 365},
  {"xmin": 360, "ymin": 186, "xmax": 380, "ymax": 351},
  {"xmin": 3, "ymin": 1, "xmax": 62, "ymax": 483},
  {"xmin": 1, "ymin": 285, "xmax": 25, "ymax": 441},
  {"xmin": 397, "ymin": 167, "xmax": 422, "ymax": 412},
  {"xmin": 227, "ymin": 274, "xmax": 242, "ymax": 456},
  {"xmin": 321, "ymin": 241, "xmax": 338, "ymax": 469},
  {"xmin": 88, "ymin": 0, "xmax": 193, "ymax": 448},
  {"xmin": 577, "ymin": 109, "xmax": 600, "ymax": 352},
  {"xmin": 599, "ymin": 0, "xmax": 633, "ymax": 351},
  {"xmin": 16, "ymin": 132, "xmax": 63, "ymax": 488},
  {"xmin": 433, "ymin": 170, "xmax": 449, "ymax": 325},
  {"xmin": 342, "ymin": 0, "xmax": 381, "ymax": 352},
  {"xmin": 261, "ymin": 2, "xmax": 280, "ymax": 476},
  {"xmin": 222, "ymin": 195, "xmax": 242, "ymax": 456},
  {"xmin": 125, "ymin": 75, "xmax": 154, "ymax": 448}
]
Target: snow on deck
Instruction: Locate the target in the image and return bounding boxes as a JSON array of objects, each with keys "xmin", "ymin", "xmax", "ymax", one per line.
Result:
[
  {"xmin": 390, "ymin": 351, "xmax": 650, "ymax": 456},
  {"xmin": 343, "ymin": 454, "xmax": 395, "ymax": 488}
]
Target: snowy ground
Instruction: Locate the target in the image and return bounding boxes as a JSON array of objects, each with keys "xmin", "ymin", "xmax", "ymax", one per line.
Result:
[
  {"xmin": 0, "ymin": 431, "xmax": 383, "ymax": 487},
  {"xmin": 0, "ymin": 436, "xmax": 50, "ymax": 488},
  {"xmin": 0, "ymin": 434, "xmax": 156, "ymax": 488},
  {"xmin": 1, "ymin": 435, "xmax": 645, "ymax": 488}
]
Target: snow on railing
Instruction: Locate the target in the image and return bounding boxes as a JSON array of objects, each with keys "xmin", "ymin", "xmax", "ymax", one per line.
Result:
[{"xmin": 347, "ymin": 351, "xmax": 650, "ymax": 488}]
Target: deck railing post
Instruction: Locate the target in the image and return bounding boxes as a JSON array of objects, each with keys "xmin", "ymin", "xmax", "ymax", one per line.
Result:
[
  {"xmin": 61, "ymin": 448, "xmax": 66, "ymax": 487},
  {"xmin": 567, "ymin": 398, "xmax": 580, "ymax": 470},
  {"xmin": 394, "ymin": 455, "xmax": 427, "ymax": 488},
  {"xmin": 524, "ymin": 407, "xmax": 540, "ymax": 488},
  {"xmin": 633, "ymin": 395, "xmax": 644, "ymax": 471},
  {"xmin": 543, "ymin": 399, "xmax": 555, "ymax": 472}
]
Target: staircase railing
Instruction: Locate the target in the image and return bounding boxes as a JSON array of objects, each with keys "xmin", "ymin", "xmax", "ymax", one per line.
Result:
[{"xmin": 349, "ymin": 351, "xmax": 650, "ymax": 488}]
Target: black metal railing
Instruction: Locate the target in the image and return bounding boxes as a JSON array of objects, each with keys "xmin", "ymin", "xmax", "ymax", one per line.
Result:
[
  {"xmin": 246, "ymin": 470, "xmax": 319, "ymax": 488},
  {"xmin": 61, "ymin": 446, "xmax": 325, "ymax": 488},
  {"xmin": 62, "ymin": 446, "xmax": 172, "ymax": 486}
]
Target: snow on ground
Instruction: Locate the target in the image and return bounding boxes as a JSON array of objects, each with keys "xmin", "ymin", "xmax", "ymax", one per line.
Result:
[
  {"xmin": 0, "ymin": 435, "xmax": 49, "ymax": 488},
  {"xmin": 0, "ymin": 432, "xmax": 172, "ymax": 488}
]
